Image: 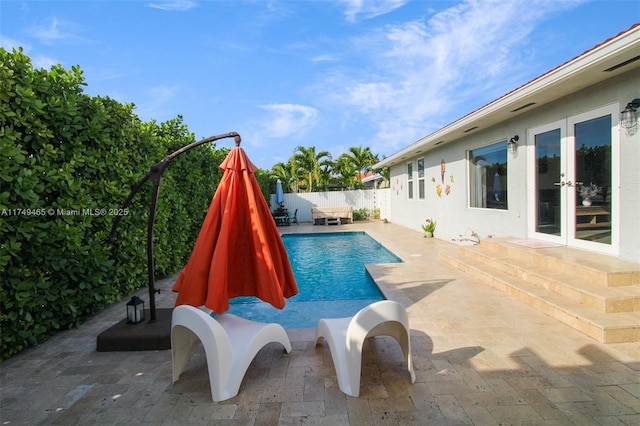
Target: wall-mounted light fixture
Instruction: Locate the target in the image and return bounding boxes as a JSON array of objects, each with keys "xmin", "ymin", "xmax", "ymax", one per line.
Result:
[
  {"xmin": 507, "ymin": 135, "xmax": 519, "ymax": 155},
  {"xmin": 621, "ymin": 98, "xmax": 640, "ymax": 130}
]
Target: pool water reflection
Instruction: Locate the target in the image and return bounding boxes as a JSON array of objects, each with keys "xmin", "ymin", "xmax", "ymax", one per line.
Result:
[{"xmin": 226, "ymin": 232, "xmax": 402, "ymax": 328}]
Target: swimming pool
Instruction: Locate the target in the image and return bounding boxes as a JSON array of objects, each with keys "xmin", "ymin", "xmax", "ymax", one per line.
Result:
[{"xmin": 226, "ymin": 232, "xmax": 402, "ymax": 328}]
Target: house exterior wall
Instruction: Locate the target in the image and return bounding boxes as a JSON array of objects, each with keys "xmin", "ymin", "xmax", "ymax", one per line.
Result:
[{"xmin": 387, "ymin": 68, "xmax": 640, "ymax": 262}]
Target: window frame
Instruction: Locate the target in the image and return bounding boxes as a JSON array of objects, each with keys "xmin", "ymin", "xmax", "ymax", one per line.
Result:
[
  {"xmin": 417, "ymin": 158, "xmax": 425, "ymax": 199},
  {"xmin": 468, "ymin": 140, "xmax": 508, "ymax": 210},
  {"xmin": 407, "ymin": 161, "xmax": 414, "ymax": 200}
]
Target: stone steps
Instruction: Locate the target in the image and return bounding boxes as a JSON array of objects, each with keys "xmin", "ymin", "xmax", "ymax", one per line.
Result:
[{"xmin": 439, "ymin": 238, "xmax": 640, "ymax": 343}]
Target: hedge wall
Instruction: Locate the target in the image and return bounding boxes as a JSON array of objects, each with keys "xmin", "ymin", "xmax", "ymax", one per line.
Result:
[{"xmin": 0, "ymin": 48, "xmax": 229, "ymax": 360}]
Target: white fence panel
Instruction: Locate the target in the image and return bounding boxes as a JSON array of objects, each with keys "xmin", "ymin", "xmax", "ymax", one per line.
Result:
[
  {"xmin": 376, "ymin": 188, "xmax": 391, "ymax": 221},
  {"xmin": 270, "ymin": 189, "xmax": 390, "ymax": 223}
]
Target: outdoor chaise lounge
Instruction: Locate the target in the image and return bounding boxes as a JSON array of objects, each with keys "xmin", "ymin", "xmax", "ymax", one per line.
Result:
[
  {"xmin": 315, "ymin": 300, "xmax": 416, "ymax": 397},
  {"xmin": 171, "ymin": 305, "xmax": 292, "ymax": 402}
]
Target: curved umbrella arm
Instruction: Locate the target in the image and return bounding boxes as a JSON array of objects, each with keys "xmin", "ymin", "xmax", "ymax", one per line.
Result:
[{"xmin": 103, "ymin": 131, "xmax": 241, "ymax": 322}]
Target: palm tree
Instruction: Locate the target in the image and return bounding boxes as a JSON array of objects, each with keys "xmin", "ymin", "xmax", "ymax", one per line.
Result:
[
  {"xmin": 333, "ymin": 153, "xmax": 358, "ymax": 189},
  {"xmin": 333, "ymin": 146, "xmax": 379, "ymax": 189},
  {"xmin": 375, "ymin": 164, "xmax": 391, "ymax": 188},
  {"xmin": 348, "ymin": 146, "xmax": 378, "ymax": 183},
  {"xmin": 291, "ymin": 146, "xmax": 332, "ymax": 192},
  {"xmin": 317, "ymin": 160, "xmax": 333, "ymax": 191},
  {"xmin": 271, "ymin": 162, "xmax": 294, "ymax": 193}
]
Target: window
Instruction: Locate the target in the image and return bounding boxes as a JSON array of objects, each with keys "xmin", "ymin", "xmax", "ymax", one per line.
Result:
[
  {"xmin": 417, "ymin": 158, "xmax": 425, "ymax": 199},
  {"xmin": 468, "ymin": 141, "xmax": 508, "ymax": 209},
  {"xmin": 407, "ymin": 162, "xmax": 414, "ymax": 199}
]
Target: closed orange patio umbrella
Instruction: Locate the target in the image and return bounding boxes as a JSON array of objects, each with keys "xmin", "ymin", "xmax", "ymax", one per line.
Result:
[{"xmin": 172, "ymin": 139, "xmax": 298, "ymax": 314}]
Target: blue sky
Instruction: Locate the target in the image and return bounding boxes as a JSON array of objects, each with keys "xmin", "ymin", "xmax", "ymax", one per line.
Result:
[{"xmin": 1, "ymin": 1, "xmax": 638, "ymax": 170}]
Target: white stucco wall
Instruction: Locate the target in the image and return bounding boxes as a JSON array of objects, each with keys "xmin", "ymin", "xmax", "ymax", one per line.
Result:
[{"xmin": 387, "ymin": 69, "xmax": 640, "ymax": 262}]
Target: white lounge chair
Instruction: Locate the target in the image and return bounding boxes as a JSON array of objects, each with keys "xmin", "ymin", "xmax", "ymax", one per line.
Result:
[
  {"xmin": 315, "ymin": 300, "xmax": 416, "ymax": 397},
  {"xmin": 171, "ymin": 305, "xmax": 292, "ymax": 402}
]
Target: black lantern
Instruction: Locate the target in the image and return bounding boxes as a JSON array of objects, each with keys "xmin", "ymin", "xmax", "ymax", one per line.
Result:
[
  {"xmin": 621, "ymin": 98, "xmax": 640, "ymax": 130},
  {"xmin": 126, "ymin": 296, "xmax": 145, "ymax": 324},
  {"xmin": 507, "ymin": 135, "xmax": 519, "ymax": 156}
]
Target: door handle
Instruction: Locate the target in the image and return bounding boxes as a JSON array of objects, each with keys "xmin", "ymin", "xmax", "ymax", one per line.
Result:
[
  {"xmin": 566, "ymin": 181, "xmax": 574, "ymax": 187},
  {"xmin": 553, "ymin": 181, "xmax": 565, "ymax": 186}
]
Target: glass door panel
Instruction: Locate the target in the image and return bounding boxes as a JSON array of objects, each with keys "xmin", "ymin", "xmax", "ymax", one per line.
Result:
[
  {"xmin": 529, "ymin": 103, "xmax": 618, "ymax": 254},
  {"xmin": 535, "ymin": 128, "xmax": 562, "ymax": 236},
  {"xmin": 572, "ymin": 115, "xmax": 612, "ymax": 245}
]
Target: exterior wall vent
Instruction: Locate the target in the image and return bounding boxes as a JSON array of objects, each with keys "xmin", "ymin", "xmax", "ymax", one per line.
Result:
[
  {"xmin": 604, "ymin": 55, "xmax": 640, "ymax": 72},
  {"xmin": 511, "ymin": 102, "xmax": 536, "ymax": 112}
]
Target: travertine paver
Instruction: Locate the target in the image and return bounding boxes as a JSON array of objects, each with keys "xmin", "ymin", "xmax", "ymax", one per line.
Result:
[{"xmin": 0, "ymin": 221, "xmax": 638, "ymax": 425}]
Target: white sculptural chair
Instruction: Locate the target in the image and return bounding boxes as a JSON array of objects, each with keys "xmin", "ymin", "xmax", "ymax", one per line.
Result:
[
  {"xmin": 315, "ymin": 300, "xmax": 416, "ymax": 397},
  {"xmin": 171, "ymin": 305, "xmax": 292, "ymax": 402}
]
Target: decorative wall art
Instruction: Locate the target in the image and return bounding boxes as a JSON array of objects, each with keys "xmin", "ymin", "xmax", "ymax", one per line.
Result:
[
  {"xmin": 433, "ymin": 159, "xmax": 453, "ymax": 197},
  {"xmin": 394, "ymin": 178, "xmax": 403, "ymax": 196}
]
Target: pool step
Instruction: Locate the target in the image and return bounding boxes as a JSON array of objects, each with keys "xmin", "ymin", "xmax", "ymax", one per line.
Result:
[{"xmin": 439, "ymin": 238, "xmax": 640, "ymax": 343}]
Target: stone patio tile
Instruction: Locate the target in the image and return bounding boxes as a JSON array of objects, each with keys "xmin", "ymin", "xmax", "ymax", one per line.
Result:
[
  {"xmin": 279, "ymin": 413, "xmax": 351, "ymax": 426},
  {"xmin": 139, "ymin": 392, "xmax": 181, "ymax": 423},
  {"xmin": 563, "ymin": 392, "xmax": 637, "ymax": 417},
  {"xmin": 1, "ymin": 222, "xmax": 638, "ymax": 425},
  {"xmin": 324, "ymin": 386, "xmax": 348, "ymax": 416},
  {"xmin": 539, "ymin": 386, "xmax": 593, "ymax": 403},
  {"xmin": 530, "ymin": 401, "xmax": 573, "ymax": 422},
  {"xmin": 346, "ymin": 398, "xmax": 373, "ymax": 426},
  {"xmin": 485, "ymin": 403, "xmax": 544, "ymax": 423},
  {"xmin": 280, "ymin": 400, "xmax": 324, "ymax": 417},
  {"xmin": 433, "ymin": 394, "xmax": 472, "ymax": 424},
  {"xmin": 187, "ymin": 403, "xmax": 238, "ymax": 422},
  {"xmin": 284, "ymin": 365, "xmax": 306, "ymax": 388},
  {"xmin": 620, "ymin": 383, "xmax": 640, "ymax": 398},
  {"xmin": 425, "ymin": 378, "xmax": 468, "ymax": 395},
  {"xmin": 233, "ymin": 388, "xmax": 263, "ymax": 419},
  {"xmin": 260, "ymin": 385, "xmax": 303, "ymax": 403},
  {"xmin": 396, "ymin": 409, "xmax": 449, "ymax": 425},
  {"xmin": 406, "ymin": 382, "xmax": 436, "ymax": 410},
  {"xmin": 457, "ymin": 366, "xmax": 492, "ymax": 392},
  {"xmin": 254, "ymin": 402, "xmax": 281, "ymax": 426},
  {"xmin": 304, "ymin": 375, "xmax": 326, "ymax": 401}
]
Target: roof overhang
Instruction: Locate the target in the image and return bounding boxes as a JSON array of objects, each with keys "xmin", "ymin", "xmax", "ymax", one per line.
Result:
[
  {"xmin": 361, "ymin": 173, "xmax": 383, "ymax": 183},
  {"xmin": 374, "ymin": 24, "xmax": 640, "ymax": 169}
]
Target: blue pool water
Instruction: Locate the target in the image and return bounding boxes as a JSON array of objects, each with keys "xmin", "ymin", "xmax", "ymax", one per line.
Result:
[{"xmin": 226, "ymin": 232, "xmax": 402, "ymax": 328}]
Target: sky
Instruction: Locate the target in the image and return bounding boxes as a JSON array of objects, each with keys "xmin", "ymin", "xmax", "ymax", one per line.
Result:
[{"xmin": 1, "ymin": 1, "xmax": 639, "ymax": 170}]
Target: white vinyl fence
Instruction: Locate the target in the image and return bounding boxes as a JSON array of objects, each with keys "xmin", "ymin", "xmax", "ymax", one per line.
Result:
[{"xmin": 270, "ymin": 188, "xmax": 391, "ymax": 223}]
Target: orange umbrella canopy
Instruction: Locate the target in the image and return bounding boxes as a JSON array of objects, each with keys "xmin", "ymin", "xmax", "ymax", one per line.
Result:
[{"xmin": 172, "ymin": 146, "xmax": 298, "ymax": 314}]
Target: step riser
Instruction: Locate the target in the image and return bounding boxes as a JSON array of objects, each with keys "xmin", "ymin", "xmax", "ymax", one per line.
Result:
[
  {"xmin": 460, "ymin": 248, "xmax": 638, "ymax": 313},
  {"xmin": 479, "ymin": 240, "xmax": 638, "ymax": 287},
  {"xmin": 440, "ymin": 253, "xmax": 639, "ymax": 343}
]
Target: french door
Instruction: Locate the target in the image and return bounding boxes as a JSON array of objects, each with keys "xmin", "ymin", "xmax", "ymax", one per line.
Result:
[{"xmin": 528, "ymin": 104, "xmax": 619, "ymax": 254}]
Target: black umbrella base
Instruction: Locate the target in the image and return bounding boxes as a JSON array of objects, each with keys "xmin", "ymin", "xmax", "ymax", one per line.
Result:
[{"xmin": 97, "ymin": 308, "xmax": 173, "ymax": 352}]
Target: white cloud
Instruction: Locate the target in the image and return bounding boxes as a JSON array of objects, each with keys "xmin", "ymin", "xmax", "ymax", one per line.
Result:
[
  {"xmin": 0, "ymin": 35, "xmax": 28, "ymax": 51},
  {"xmin": 31, "ymin": 55, "xmax": 58, "ymax": 70},
  {"xmin": 311, "ymin": 54, "xmax": 338, "ymax": 62},
  {"xmin": 0, "ymin": 36, "xmax": 57, "ymax": 69},
  {"xmin": 327, "ymin": 0, "xmax": 586, "ymax": 152},
  {"xmin": 342, "ymin": 0, "xmax": 409, "ymax": 23},
  {"xmin": 30, "ymin": 17, "xmax": 74, "ymax": 44},
  {"xmin": 259, "ymin": 104, "xmax": 319, "ymax": 138},
  {"xmin": 128, "ymin": 85, "xmax": 180, "ymax": 123},
  {"xmin": 149, "ymin": 85, "xmax": 179, "ymax": 104},
  {"xmin": 148, "ymin": 0, "xmax": 198, "ymax": 11}
]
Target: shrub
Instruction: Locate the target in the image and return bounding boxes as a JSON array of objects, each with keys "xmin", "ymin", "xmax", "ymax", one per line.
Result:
[
  {"xmin": 0, "ymin": 48, "xmax": 229, "ymax": 360},
  {"xmin": 353, "ymin": 208, "xmax": 371, "ymax": 221}
]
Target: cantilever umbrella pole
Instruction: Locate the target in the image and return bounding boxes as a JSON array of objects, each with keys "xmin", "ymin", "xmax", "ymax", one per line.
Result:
[{"xmin": 106, "ymin": 132, "xmax": 241, "ymax": 322}]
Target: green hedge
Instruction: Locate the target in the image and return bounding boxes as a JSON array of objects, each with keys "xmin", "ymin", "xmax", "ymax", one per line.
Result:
[{"xmin": 0, "ymin": 48, "xmax": 229, "ymax": 360}]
